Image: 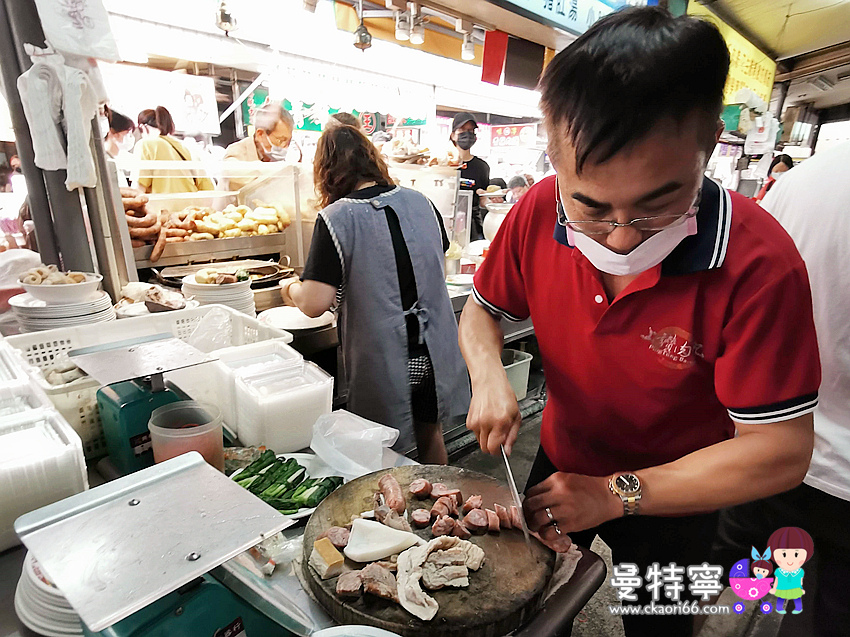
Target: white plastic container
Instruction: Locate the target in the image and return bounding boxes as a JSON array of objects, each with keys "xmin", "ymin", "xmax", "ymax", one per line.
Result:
[
  {"xmin": 210, "ymin": 339, "xmax": 304, "ymax": 430},
  {"xmin": 236, "ymin": 361, "xmax": 333, "ymax": 453},
  {"xmin": 0, "ymin": 409, "xmax": 88, "ymax": 552},
  {"xmin": 502, "ymin": 349, "xmax": 533, "ymax": 400},
  {"xmin": 4, "ymin": 305, "xmax": 292, "ymax": 459},
  {"xmin": 149, "ymin": 402, "xmax": 224, "ymax": 471}
]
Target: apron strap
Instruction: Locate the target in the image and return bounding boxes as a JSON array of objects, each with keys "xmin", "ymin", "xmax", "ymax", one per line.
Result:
[{"xmin": 403, "ymin": 303, "xmax": 430, "ymax": 345}]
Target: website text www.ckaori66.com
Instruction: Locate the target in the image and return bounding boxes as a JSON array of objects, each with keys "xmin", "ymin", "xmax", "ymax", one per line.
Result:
[{"xmin": 610, "ymin": 602, "xmax": 731, "ymax": 616}]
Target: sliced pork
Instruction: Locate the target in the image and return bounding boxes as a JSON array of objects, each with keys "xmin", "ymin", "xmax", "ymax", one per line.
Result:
[
  {"xmin": 336, "ymin": 570, "xmax": 363, "ymax": 598},
  {"xmin": 361, "ymin": 562, "xmax": 399, "ymax": 602}
]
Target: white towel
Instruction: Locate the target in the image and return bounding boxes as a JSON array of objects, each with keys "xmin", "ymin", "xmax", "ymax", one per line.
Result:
[
  {"xmin": 16, "ymin": 45, "xmax": 100, "ymax": 190},
  {"xmin": 16, "ymin": 55, "xmax": 66, "ymax": 171},
  {"xmin": 62, "ymin": 65, "xmax": 98, "ymax": 190}
]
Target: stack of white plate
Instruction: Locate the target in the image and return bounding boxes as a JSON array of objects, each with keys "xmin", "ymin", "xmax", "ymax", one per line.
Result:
[
  {"xmin": 9, "ymin": 291, "xmax": 116, "ymax": 332},
  {"xmin": 15, "ymin": 552, "xmax": 83, "ymax": 636},
  {"xmin": 182, "ymin": 275, "xmax": 256, "ymax": 317}
]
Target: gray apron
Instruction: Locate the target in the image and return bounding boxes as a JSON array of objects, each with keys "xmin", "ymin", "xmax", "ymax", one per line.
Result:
[{"xmin": 320, "ymin": 186, "xmax": 470, "ymax": 452}]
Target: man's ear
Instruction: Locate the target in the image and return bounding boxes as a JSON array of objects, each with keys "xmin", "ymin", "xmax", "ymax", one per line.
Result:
[{"xmin": 715, "ymin": 118, "xmax": 724, "ymax": 144}]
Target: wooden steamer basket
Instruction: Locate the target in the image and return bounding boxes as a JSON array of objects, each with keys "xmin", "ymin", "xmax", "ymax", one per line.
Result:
[{"xmin": 302, "ymin": 465, "xmax": 555, "ymax": 637}]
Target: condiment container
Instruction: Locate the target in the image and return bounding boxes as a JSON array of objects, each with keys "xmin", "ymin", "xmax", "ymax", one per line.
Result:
[
  {"xmin": 235, "ymin": 361, "xmax": 333, "ymax": 453},
  {"xmin": 148, "ymin": 401, "xmax": 224, "ymax": 471}
]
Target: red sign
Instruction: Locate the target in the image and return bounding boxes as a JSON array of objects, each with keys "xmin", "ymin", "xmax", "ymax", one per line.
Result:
[
  {"xmin": 491, "ymin": 124, "xmax": 537, "ymax": 148},
  {"xmin": 360, "ymin": 112, "xmax": 377, "ymax": 135}
]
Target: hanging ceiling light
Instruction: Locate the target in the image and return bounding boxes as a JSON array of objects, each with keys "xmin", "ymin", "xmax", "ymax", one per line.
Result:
[
  {"xmin": 461, "ymin": 33, "xmax": 475, "ymax": 60},
  {"xmin": 215, "ymin": 0, "xmax": 238, "ymax": 35},
  {"xmin": 354, "ymin": 0, "xmax": 372, "ymax": 50},
  {"xmin": 395, "ymin": 11, "xmax": 411, "ymax": 41},
  {"xmin": 409, "ymin": 4, "xmax": 424, "ymax": 45}
]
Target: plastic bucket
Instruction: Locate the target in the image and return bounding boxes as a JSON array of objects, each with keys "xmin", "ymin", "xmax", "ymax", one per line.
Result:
[
  {"xmin": 501, "ymin": 349, "xmax": 533, "ymax": 400},
  {"xmin": 149, "ymin": 401, "xmax": 224, "ymax": 471}
]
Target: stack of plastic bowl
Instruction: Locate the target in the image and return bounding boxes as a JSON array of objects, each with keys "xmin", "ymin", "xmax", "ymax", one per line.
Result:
[
  {"xmin": 15, "ymin": 552, "xmax": 83, "ymax": 636},
  {"xmin": 11, "ymin": 273, "xmax": 115, "ymax": 332},
  {"xmin": 182, "ymin": 274, "xmax": 255, "ymax": 316}
]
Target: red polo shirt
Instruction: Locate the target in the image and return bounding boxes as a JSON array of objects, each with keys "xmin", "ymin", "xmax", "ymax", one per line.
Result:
[{"xmin": 473, "ymin": 175, "xmax": 821, "ymax": 477}]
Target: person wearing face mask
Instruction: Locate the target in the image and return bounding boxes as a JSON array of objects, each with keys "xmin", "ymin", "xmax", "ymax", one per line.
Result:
[
  {"xmin": 221, "ymin": 101, "xmax": 298, "ymax": 191},
  {"xmin": 451, "ymin": 113, "xmax": 490, "ymax": 240},
  {"xmin": 100, "ymin": 106, "xmax": 135, "ymax": 159},
  {"xmin": 135, "ymin": 106, "xmax": 215, "ymax": 195},
  {"xmin": 754, "ymin": 153, "xmax": 793, "ymax": 203},
  {"xmin": 459, "ymin": 8, "xmax": 820, "ymax": 637}
]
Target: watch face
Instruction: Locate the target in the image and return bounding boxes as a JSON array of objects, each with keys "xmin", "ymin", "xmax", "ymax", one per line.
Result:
[{"xmin": 615, "ymin": 474, "xmax": 640, "ymax": 495}]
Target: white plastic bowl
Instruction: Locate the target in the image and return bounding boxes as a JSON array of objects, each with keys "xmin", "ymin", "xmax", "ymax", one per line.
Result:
[{"xmin": 19, "ymin": 274, "xmax": 102, "ymax": 305}]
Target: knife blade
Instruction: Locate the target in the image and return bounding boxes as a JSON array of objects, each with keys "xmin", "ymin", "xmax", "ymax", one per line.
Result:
[{"xmin": 501, "ymin": 444, "xmax": 532, "ymax": 548}]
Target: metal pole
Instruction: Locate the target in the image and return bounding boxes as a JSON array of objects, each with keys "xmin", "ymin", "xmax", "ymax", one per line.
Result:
[
  {"xmin": 774, "ymin": 80, "xmax": 789, "ymax": 120},
  {"xmin": 0, "ymin": 0, "xmax": 59, "ymax": 264}
]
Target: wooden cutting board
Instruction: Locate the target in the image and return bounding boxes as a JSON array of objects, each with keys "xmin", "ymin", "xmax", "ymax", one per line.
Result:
[{"xmin": 302, "ymin": 465, "xmax": 554, "ymax": 637}]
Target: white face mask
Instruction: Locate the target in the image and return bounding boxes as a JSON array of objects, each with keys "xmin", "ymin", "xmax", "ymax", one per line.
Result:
[
  {"xmin": 117, "ymin": 134, "xmax": 135, "ymax": 153},
  {"xmin": 267, "ymin": 144, "xmax": 289, "ymax": 161},
  {"xmin": 557, "ymin": 189, "xmax": 699, "ymax": 277},
  {"xmin": 771, "ymin": 171, "xmax": 784, "ymax": 181}
]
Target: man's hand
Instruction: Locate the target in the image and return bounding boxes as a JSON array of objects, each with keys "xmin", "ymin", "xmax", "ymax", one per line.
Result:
[
  {"xmin": 524, "ymin": 472, "xmax": 621, "ymax": 539},
  {"xmin": 466, "ymin": 377, "xmax": 521, "ymax": 455}
]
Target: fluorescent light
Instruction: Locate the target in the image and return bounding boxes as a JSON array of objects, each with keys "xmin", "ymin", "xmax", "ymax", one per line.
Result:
[{"xmin": 461, "ymin": 33, "xmax": 474, "ymax": 60}]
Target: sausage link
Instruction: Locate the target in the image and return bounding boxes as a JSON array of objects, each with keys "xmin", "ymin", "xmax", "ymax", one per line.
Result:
[
  {"xmin": 129, "ymin": 222, "xmax": 161, "ymax": 239},
  {"xmin": 149, "ymin": 226, "xmax": 167, "ymax": 263},
  {"xmin": 378, "ymin": 474, "xmax": 406, "ymax": 515},
  {"xmin": 125, "ymin": 209, "xmax": 157, "ymax": 228}
]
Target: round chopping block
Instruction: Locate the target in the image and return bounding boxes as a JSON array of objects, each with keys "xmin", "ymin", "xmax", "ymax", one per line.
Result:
[{"xmin": 302, "ymin": 465, "xmax": 554, "ymax": 637}]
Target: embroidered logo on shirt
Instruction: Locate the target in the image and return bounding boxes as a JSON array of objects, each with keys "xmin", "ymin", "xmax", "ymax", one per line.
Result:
[{"xmin": 641, "ymin": 327, "xmax": 704, "ymax": 370}]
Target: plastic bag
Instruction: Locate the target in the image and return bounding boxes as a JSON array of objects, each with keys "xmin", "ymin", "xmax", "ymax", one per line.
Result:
[
  {"xmin": 310, "ymin": 410, "xmax": 400, "ymax": 481},
  {"xmin": 185, "ymin": 307, "xmax": 233, "ymax": 353},
  {"xmin": 33, "ymin": 0, "xmax": 120, "ymax": 62}
]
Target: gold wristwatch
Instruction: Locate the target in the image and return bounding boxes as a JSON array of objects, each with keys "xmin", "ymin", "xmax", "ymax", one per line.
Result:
[{"xmin": 609, "ymin": 473, "xmax": 642, "ymax": 516}]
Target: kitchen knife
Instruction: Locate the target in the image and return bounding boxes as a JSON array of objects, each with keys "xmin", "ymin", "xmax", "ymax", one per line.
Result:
[{"xmin": 501, "ymin": 444, "xmax": 532, "ymax": 549}]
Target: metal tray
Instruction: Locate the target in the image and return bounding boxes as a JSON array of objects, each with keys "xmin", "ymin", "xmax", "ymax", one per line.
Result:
[
  {"xmin": 134, "ymin": 234, "xmax": 287, "ymax": 268},
  {"xmin": 14, "ymin": 453, "xmax": 292, "ymax": 632}
]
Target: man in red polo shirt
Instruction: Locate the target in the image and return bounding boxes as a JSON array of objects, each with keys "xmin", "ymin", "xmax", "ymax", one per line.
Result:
[{"xmin": 459, "ymin": 7, "xmax": 820, "ymax": 637}]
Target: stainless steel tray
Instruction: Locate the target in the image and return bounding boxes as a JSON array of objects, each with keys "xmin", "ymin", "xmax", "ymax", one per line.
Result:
[
  {"xmin": 14, "ymin": 453, "xmax": 292, "ymax": 632},
  {"xmin": 134, "ymin": 234, "xmax": 287, "ymax": 268}
]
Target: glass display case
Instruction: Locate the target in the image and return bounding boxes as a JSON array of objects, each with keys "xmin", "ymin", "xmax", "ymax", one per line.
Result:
[
  {"xmin": 111, "ymin": 158, "xmax": 311, "ymax": 271},
  {"xmin": 109, "ymin": 157, "xmax": 464, "ymax": 278}
]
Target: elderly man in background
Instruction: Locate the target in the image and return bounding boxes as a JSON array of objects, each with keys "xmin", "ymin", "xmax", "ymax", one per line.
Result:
[{"xmin": 221, "ymin": 101, "xmax": 296, "ymax": 191}]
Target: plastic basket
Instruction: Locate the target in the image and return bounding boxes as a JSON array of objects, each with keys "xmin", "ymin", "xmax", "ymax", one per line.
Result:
[{"xmin": 4, "ymin": 305, "xmax": 292, "ymax": 460}]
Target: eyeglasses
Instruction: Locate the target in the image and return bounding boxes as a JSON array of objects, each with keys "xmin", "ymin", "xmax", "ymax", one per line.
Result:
[{"xmin": 556, "ymin": 184, "xmax": 701, "ymax": 236}]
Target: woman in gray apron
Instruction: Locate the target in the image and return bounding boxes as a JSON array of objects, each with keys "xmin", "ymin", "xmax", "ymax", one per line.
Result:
[{"xmin": 281, "ymin": 125, "xmax": 470, "ymax": 463}]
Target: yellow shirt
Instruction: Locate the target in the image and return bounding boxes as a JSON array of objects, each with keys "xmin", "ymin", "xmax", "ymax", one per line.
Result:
[{"xmin": 136, "ymin": 135, "xmax": 216, "ymax": 195}]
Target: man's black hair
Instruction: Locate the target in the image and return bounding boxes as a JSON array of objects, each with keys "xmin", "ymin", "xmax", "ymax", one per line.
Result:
[{"xmin": 540, "ymin": 6, "xmax": 729, "ymax": 172}]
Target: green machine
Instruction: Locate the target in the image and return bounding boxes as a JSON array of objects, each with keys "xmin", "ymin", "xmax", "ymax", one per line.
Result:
[
  {"xmin": 14, "ymin": 453, "xmax": 313, "ymax": 637},
  {"xmin": 69, "ymin": 334, "xmax": 211, "ymax": 476}
]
